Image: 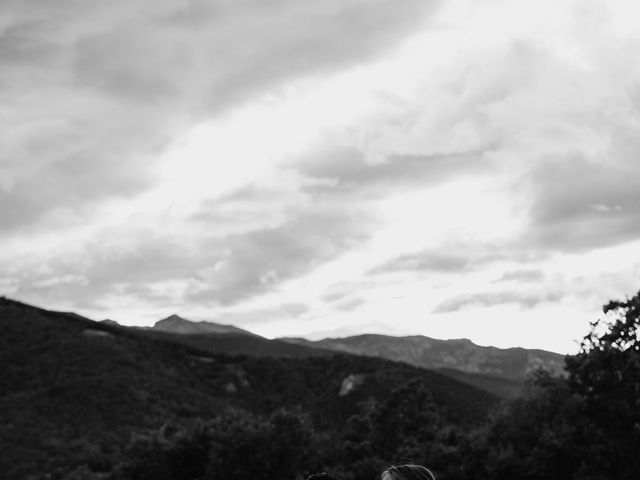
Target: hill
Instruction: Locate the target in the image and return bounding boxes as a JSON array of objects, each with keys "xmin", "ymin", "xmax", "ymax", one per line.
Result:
[
  {"xmin": 151, "ymin": 314, "xmax": 258, "ymax": 336},
  {"xmin": 281, "ymin": 334, "xmax": 565, "ymax": 385},
  {"xmin": 142, "ymin": 330, "xmax": 336, "ymax": 358},
  {"xmin": 117, "ymin": 315, "xmax": 534, "ymax": 398},
  {"xmin": 0, "ymin": 297, "xmax": 498, "ymax": 479},
  {"xmin": 117, "ymin": 313, "xmax": 336, "ymax": 359},
  {"xmin": 433, "ymin": 368, "xmax": 524, "ymax": 398},
  {"xmin": 139, "ymin": 321, "xmax": 524, "ymax": 398}
]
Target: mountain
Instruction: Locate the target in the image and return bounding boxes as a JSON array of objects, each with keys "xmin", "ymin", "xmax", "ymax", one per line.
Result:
[
  {"xmin": 0, "ymin": 297, "xmax": 498, "ymax": 479},
  {"xmin": 144, "ymin": 319, "xmax": 527, "ymax": 398},
  {"xmin": 99, "ymin": 319, "xmax": 119, "ymax": 327},
  {"xmin": 152, "ymin": 314, "xmax": 257, "ymax": 336},
  {"xmin": 142, "ymin": 329, "xmax": 337, "ymax": 359},
  {"xmin": 141, "ymin": 317, "xmax": 540, "ymax": 398},
  {"xmin": 141, "ymin": 314, "xmax": 336, "ymax": 358},
  {"xmin": 281, "ymin": 334, "xmax": 566, "ymax": 382},
  {"xmin": 432, "ymin": 368, "xmax": 525, "ymax": 398}
]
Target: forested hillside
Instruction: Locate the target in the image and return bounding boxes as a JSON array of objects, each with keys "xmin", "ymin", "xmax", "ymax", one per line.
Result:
[
  {"xmin": 0, "ymin": 297, "xmax": 495, "ymax": 480},
  {"xmin": 2, "ymin": 291, "xmax": 639, "ymax": 480}
]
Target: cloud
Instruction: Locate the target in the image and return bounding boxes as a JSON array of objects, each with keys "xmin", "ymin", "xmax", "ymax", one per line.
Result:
[
  {"xmin": 493, "ymin": 269, "xmax": 546, "ymax": 283},
  {"xmin": 74, "ymin": 0, "xmax": 439, "ymax": 107},
  {"xmin": 189, "ymin": 184, "xmax": 309, "ymax": 236},
  {"xmin": 371, "ymin": 250, "xmax": 479, "ymax": 274},
  {"xmin": 320, "ymin": 280, "xmax": 375, "ymax": 303},
  {"xmin": 0, "ymin": 152, "xmax": 152, "ymax": 234},
  {"xmin": 522, "ymin": 154, "xmax": 640, "ymax": 252},
  {"xmin": 208, "ymin": 302, "xmax": 310, "ymax": 327},
  {"xmin": 319, "ymin": 285, "xmax": 366, "ymax": 312},
  {"xmin": 4, "ymin": 228, "xmax": 208, "ymax": 309},
  {"xmin": 5, "ymin": 0, "xmax": 640, "ymax": 354},
  {"xmin": 0, "ymin": 0, "xmax": 438, "ymax": 234},
  {"xmin": 293, "ymin": 145, "xmax": 493, "ymax": 197},
  {"xmin": 333, "ymin": 297, "xmax": 365, "ymax": 312},
  {"xmin": 434, "ymin": 290, "xmax": 565, "ymax": 313},
  {"xmin": 369, "ymin": 244, "xmax": 508, "ymax": 275},
  {"xmin": 188, "ymin": 205, "xmax": 372, "ymax": 305},
  {"xmin": 8, "ymin": 209, "xmax": 367, "ymax": 309}
]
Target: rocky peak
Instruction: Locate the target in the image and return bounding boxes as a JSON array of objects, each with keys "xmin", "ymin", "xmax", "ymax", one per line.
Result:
[{"xmin": 153, "ymin": 314, "xmax": 257, "ymax": 336}]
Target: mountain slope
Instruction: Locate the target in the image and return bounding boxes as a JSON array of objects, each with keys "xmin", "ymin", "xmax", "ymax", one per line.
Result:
[
  {"xmin": 151, "ymin": 314, "xmax": 258, "ymax": 336},
  {"xmin": 0, "ymin": 297, "xmax": 498, "ymax": 479},
  {"xmin": 142, "ymin": 330, "xmax": 337, "ymax": 358},
  {"xmin": 142, "ymin": 318, "xmax": 532, "ymax": 398},
  {"xmin": 111, "ymin": 314, "xmax": 326, "ymax": 358},
  {"xmin": 282, "ymin": 334, "xmax": 566, "ymax": 381},
  {"xmin": 141, "ymin": 322, "xmax": 525, "ymax": 398},
  {"xmin": 433, "ymin": 368, "xmax": 525, "ymax": 398},
  {"xmin": 135, "ymin": 314, "xmax": 337, "ymax": 358}
]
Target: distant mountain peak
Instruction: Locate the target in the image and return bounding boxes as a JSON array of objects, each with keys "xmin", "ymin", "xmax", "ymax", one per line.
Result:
[
  {"xmin": 153, "ymin": 314, "xmax": 258, "ymax": 337},
  {"xmin": 100, "ymin": 318, "xmax": 120, "ymax": 327}
]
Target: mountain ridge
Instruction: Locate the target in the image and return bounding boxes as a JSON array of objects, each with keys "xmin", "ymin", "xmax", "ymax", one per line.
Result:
[
  {"xmin": 280, "ymin": 332, "xmax": 566, "ymax": 381},
  {"xmin": 96, "ymin": 309, "xmax": 566, "ymax": 394},
  {"xmin": 152, "ymin": 313, "xmax": 259, "ymax": 336}
]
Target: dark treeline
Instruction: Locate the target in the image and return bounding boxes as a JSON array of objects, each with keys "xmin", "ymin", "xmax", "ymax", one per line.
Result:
[
  {"xmin": 69, "ymin": 291, "xmax": 640, "ymax": 480},
  {"xmin": 3, "ymin": 291, "xmax": 640, "ymax": 480}
]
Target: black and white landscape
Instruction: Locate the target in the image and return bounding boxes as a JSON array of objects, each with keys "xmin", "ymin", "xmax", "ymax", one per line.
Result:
[{"xmin": 1, "ymin": 1, "xmax": 640, "ymax": 479}]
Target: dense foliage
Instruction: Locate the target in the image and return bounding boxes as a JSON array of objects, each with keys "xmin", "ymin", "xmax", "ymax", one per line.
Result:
[
  {"xmin": 0, "ymin": 297, "xmax": 494, "ymax": 480},
  {"xmin": 462, "ymin": 290, "xmax": 640, "ymax": 480},
  {"xmin": 109, "ymin": 381, "xmax": 469, "ymax": 480},
  {"xmin": 3, "ymin": 290, "xmax": 640, "ymax": 479}
]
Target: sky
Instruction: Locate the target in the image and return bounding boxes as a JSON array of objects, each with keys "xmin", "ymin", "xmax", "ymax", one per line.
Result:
[{"xmin": 2, "ymin": 0, "xmax": 640, "ymax": 354}]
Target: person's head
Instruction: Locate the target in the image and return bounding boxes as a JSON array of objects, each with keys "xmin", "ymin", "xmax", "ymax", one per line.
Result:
[
  {"xmin": 381, "ymin": 464, "xmax": 436, "ymax": 480},
  {"xmin": 305, "ymin": 473, "xmax": 340, "ymax": 480}
]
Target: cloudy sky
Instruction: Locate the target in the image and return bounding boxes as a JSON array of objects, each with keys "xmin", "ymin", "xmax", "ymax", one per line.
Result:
[{"xmin": 2, "ymin": 0, "xmax": 640, "ymax": 353}]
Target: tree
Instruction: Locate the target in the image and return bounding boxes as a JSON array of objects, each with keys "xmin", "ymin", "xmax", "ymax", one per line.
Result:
[
  {"xmin": 465, "ymin": 290, "xmax": 640, "ymax": 480},
  {"xmin": 113, "ymin": 421, "xmax": 210, "ymax": 480},
  {"xmin": 206, "ymin": 408, "xmax": 315, "ymax": 480},
  {"xmin": 564, "ymin": 290, "xmax": 640, "ymax": 479},
  {"xmin": 336, "ymin": 379, "xmax": 463, "ymax": 480},
  {"xmin": 112, "ymin": 409, "xmax": 315, "ymax": 480},
  {"xmin": 473, "ymin": 371, "xmax": 587, "ymax": 480}
]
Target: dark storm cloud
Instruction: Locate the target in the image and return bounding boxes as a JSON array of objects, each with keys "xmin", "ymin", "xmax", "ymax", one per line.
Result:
[
  {"xmin": 523, "ymin": 155, "xmax": 640, "ymax": 252},
  {"xmin": 1, "ymin": 0, "xmax": 438, "ymax": 233},
  {"xmin": 433, "ymin": 290, "xmax": 564, "ymax": 313}
]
